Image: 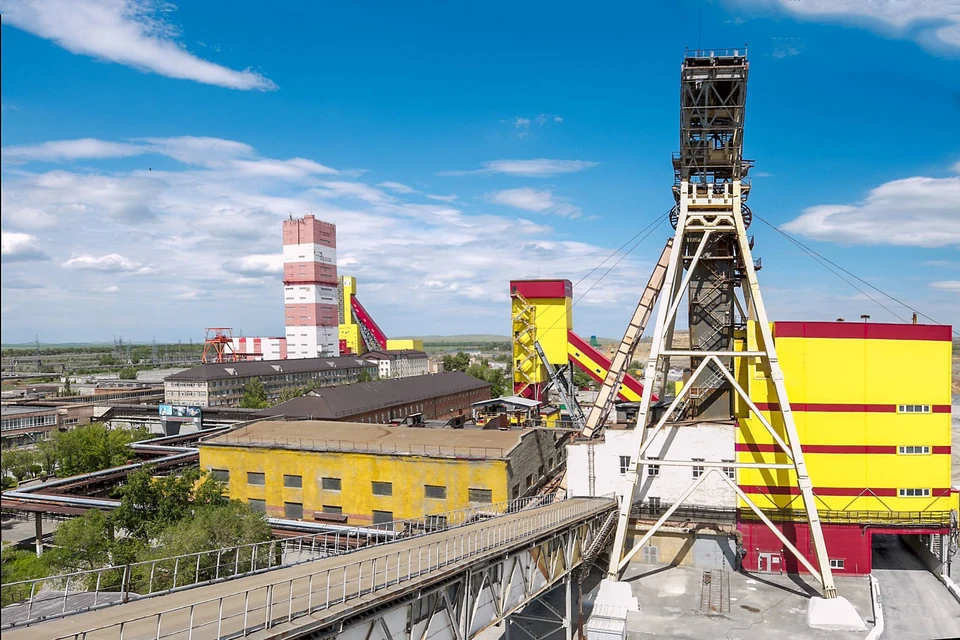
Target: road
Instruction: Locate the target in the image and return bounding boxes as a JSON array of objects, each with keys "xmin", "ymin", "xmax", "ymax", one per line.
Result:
[
  {"xmin": 5, "ymin": 497, "xmax": 613, "ymax": 640},
  {"xmin": 872, "ymin": 534, "xmax": 960, "ymax": 640}
]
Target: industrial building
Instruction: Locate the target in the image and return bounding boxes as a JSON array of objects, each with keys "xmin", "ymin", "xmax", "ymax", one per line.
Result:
[
  {"xmin": 163, "ymin": 356, "xmax": 378, "ymax": 407},
  {"xmin": 258, "ymin": 371, "xmax": 490, "ymax": 423},
  {"xmin": 1, "ymin": 403, "xmax": 98, "ymax": 448},
  {"xmin": 198, "ymin": 420, "xmax": 566, "ymax": 524},
  {"xmin": 361, "ymin": 349, "xmax": 429, "ymax": 379}
]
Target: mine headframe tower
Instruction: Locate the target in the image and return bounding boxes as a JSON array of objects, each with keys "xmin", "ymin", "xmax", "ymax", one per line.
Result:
[{"xmin": 604, "ymin": 48, "xmax": 838, "ymax": 598}]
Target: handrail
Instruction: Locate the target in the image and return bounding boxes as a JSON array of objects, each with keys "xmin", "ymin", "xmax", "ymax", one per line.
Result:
[{"xmin": 47, "ymin": 497, "xmax": 616, "ymax": 640}]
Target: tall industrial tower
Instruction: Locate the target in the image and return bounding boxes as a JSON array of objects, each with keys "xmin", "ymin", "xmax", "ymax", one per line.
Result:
[
  {"xmin": 283, "ymin": 214, "xmax": 340, "ymax": 358},
  {"xmin": 605, "ymin": 49, "xmax": 839, "ymax": 598}
]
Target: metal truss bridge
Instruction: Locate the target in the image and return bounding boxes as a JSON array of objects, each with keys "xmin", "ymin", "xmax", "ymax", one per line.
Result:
[{"xmin": 5, "ymin": 496, "xmax": 616, "ymax": 640}]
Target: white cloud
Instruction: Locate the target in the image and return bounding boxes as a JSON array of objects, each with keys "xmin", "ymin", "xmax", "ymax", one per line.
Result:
[
  {"xmin": 377, "ymin": 181, "xmax": 418, "ymax": 194},
  {"xmin": 62, "ymin": 253, "xmax": 152, "ymax": 273},
  {"xmin": 100, "ymin": 285, "xmax": 120, "ymax": 293},
  {"xmin": 781, "ymin": 165, "xmax": 960, "ymax": 248},
  {"xmin": 426, "ymin": 194, "xmax": 458, "ymax": 202},
  {"xmin": 223, "ymin": 254, "xmax": 283, "ymax": 277},
  {"xmin": 2, "ymin": 138, "xmax": 143, "ymax": 163},
  {"xmin": 2, "ymin": 0, "xmax": 277, "ymax": 89},
  {"xmin": 513, "ymin": 117, "xmax": 531, "ymax": 129},
  {"xmin": 741, "ymin": 0, "xmax": 960, "ymax": 50},
  {"xmin": 439, "ymin": 159, "xmax": 599, "ymax": 177},
  {"xmin": 1, "ymin": 231, "xmax": 50, "ymax": 262},
  {"xmin": 930, "ymin": 280, "xmax": 960, "ymax": 293},
  {"xmin": 233, "ymin": 158, "xmax": 338, "ymax": 180},
  {"xmin": 489, "ymin": 188, "xmax": 555, "ymax": 212},
  {"xmin": 137, "ymin": 136, "xmax": 255, "ymax": 166}
]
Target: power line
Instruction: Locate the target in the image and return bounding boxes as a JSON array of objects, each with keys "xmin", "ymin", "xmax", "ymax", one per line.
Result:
[
  {"xmin": 754, "ymin": 214, "xmax": 958, "ymax": 337},
  {"xmin": 571, "ymin": 210, "xmax": 668, "ymax": 290}
]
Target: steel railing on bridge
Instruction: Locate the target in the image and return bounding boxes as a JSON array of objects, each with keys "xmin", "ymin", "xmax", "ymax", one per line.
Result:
[
  {"xmin": 39, "ymin": 497, "xmax": 613, "ymax": 640},
  {"xmin": 1, "ymin": 494, "xmax": 564, "ymax": 629}
]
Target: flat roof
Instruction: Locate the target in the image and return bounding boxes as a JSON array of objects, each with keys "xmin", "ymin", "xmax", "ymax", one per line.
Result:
[
  {"xmin": 1, "ymin": 405, "xmax": 57, "ymax": 416},
  {"xmin": 165, "ymin": 356, "xmax": 377, "ymax": 382},
  {"xmin": 202, "ymin": 419, "xmax": 525, "ymax": 459},
  {"xmin": 472, "ymin": 395, "xmax": 541, "ymax": 409}
]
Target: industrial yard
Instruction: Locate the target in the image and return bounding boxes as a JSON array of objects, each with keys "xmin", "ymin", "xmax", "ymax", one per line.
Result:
[{"xmin": 2, "ymin": 3, "xmax": 959, "ymax": 640}]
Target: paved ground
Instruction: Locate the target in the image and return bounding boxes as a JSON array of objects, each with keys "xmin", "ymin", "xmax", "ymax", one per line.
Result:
[
  {"xmin": 613, "ymin": 563, "xmax": 873, "ymax": 639},
  {"xmin": 872, "ymin": 534, "xmax": 960, "ymax": 640},
  {"xmin": 1, "ymin": 512, "xmax": 59, "ymax": 549}
]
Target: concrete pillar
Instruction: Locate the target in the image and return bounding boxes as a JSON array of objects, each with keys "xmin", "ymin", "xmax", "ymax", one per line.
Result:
[
  {"xmin": 34, "ymin": 512, "xmax": 43, "ymax": 557},
  {"xmin": 565, "ymin": 574, "xmax": 573, "ymax": 640}
]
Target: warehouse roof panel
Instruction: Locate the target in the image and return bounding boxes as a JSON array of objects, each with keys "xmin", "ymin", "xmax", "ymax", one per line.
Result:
[
  {"xmin": 165, "ymin": 356, "xmax": 376, "ymax": 382},
  {"xmin": 256, "ymin": 371, "xmax": 490, "ymax": 419},
  {"xmin": 202, "ymin": 419, "xmax": 522, "ymax": 459}
]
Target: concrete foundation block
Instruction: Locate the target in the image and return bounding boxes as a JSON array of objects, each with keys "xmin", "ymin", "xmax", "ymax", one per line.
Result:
[
  {"xmin": 806, "ymin": 596, "xmax": 866, "ymax": 631},
  {"xmin": 593, "ymin": 579, "xmax": 639, "ymax": 612}
]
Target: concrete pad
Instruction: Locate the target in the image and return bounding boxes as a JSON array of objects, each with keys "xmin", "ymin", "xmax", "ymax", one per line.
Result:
[
  {"xmin": 595, "ymin": 579, "xmax": 639, "ymax": 612},
  {"xmin": 807, "ymin": 596, "xmax": 866, "ymax": 632}
]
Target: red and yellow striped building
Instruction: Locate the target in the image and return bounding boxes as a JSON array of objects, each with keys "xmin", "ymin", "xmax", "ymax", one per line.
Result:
[{"xmin": 735, "ymin": 321, "xmax": 954, "ymax": 574}]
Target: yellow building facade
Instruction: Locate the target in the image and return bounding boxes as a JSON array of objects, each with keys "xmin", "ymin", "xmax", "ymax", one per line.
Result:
[
  {"xmin": 510, "ymin": 280, "xmax": 573, "ymax": 396},
  {"xmin": 736, "ymin": 321, "xmax": 954, "ymax": 513},
  {"xmin": 199, "ymin": 420, "xmax": 564, "ymax": 526}
]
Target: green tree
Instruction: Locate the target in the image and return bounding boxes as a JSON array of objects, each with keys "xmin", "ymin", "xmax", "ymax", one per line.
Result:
[
  {"xmin": 44, "ymin": 509, "xmax": 114, "ymax": 575},
  {"xmin": 275, "ymin": 385, "xmax": 306, "ymax": 404},
  {"xmin": 3, "ymin": 449, "xmax": 36, "ymax": 481},
  {"xmin": 239, "ymin": 377, "xmax": 269, "ymax": 409},
  {"xmin": 48, "ymin": 424, "xmax": 147, "ymax": 476},
  {"xmin": 357, "ymin": 370, "xmax": 374, "ymax": 382},
  {"xmin": 118, "ymin": 367, "xmax": 138, "ymax": 380},
  {"xmin": 442, "ymin": 351, "xmax": 471, "ymax": 372},
  {"xmin": 572, "ymin": 369, "xmax": 593, "ymax": 390},
  {"xmin": 1, "ymin": 545, "xmax": 47, "ymax": 606},
  {"xmin": 112, "ymin": 468, "xmax": 225, "ymax": 540}
]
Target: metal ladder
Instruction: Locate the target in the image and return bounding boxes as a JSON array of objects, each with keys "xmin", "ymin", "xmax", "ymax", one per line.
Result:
[
  {"xmin": 581, "ymin": 239, "xmax": 673, "ymax": 438},
  {"xmin": 534, "ymin": 340, "xmax": 584, "ymax": 431}
]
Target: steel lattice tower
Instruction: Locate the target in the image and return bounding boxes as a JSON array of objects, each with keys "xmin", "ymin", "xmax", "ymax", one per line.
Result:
[{"xmin": 605, "ymin": 48, "xmax": 839, "ymax": 598}]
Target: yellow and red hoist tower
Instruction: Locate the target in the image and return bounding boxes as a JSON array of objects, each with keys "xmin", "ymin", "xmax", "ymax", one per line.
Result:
[{"xmin": 602, "ymin": 48, "xmax": 843, "ymax": 602}]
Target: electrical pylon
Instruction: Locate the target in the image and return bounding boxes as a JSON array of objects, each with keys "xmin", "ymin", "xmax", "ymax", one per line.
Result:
[{"xmin": 604, "ymin": 47, "xmax": 837, "ymax": 598}]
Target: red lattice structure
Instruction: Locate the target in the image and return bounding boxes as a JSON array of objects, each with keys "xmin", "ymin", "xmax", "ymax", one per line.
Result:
[{"xmin": 201, "ymin": 328, "xmax": 239, "ymax": 363}]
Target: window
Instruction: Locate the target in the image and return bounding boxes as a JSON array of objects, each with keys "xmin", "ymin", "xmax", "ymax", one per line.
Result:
[
  {"xmin": 692, "ymin": 458, "xmax": 705, "ymax": 479},
  {"xmin": 619, "ymin": 456, "xmax": 631, "ymax": 475},
  {"xmin": 372, "ymin": 481, "xmax": 393, "ymax": 496},
  {"xmin": 722, "ymin": 460, "xmax": 736, "ymax": 480},
  {"xmin": 829, "ymin": 559, "xmax": 845, "ymax": 570},
  {"xmin": 525, "ymin": 474, "xmax": 533, "ymax": 489},
  {"xmin": 322, "ymin": 477, "xmax": 341, "ymax": 491},
  {"xmin": 248, "ymin": 499, "xmax": 266, "ymax": 514},
  {"xmin": 898, "ymin": 488, "xmax": 931, "ymax": 497},
  {"xmin": 372, "ymin": 510, "xmax": 394, "ymax": 525},
  {"xmin": 649, "ymin": 497, "xmax": 662, "ymax": 513},
  {"xmin": 247, "ymin": 472, "xmax": 265, "ymax": 485},
  {"xmin": 898, "ymin": 445, "xmax": 931, "ymax": 455},
  {"xmin": 647, "ymin": 457, "xmax": 660, "ymax": 477},
  {"xmin": 425, "ymin": 485, "xmax": 446, "ymax": 499},
  {"xmin": 897, "ymin": 405, "xmax": 931, "ymax": 414},
  {"xmin": 210, "ymin": 469, "xmax": 230, "ymax": 483},
  {"xmin": 284, "ymin": 502, "xmax": 304, "ymax": 519},
  {"xmin": 469, "ymin": 488, "xmax": 493, "ymax": 504},
  {"xmin": 284, "ymin": 474, "xmax": 302, "ymax": 488},
  {"xmin": 322, "ymin": 505, "xmax": 342, "ymax": 514}
]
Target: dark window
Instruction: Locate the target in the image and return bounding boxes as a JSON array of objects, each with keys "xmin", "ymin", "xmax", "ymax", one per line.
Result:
[
  {"xmin": 525, "ymin": 474, "xmax": 533, "ymax": 488},
  {"xmin": 647, "ymin": 457, "xmax": 660, "ymax": 477},
  {"xmin": 284, "ymin": 502, "xmax": 303, "ymax": 519},
  {"xmin": 425, "ymin": 485, "xmax": 446, "ymax": 499},
  {"xmin": 372, "ymin": 481, "xmax": 393, "ymax": 496},
  {"xmin": 210, "ymin": 469, "xmax": 230, "ymax": 483},
  {"xmin": 692, "ymin": 458, "xmax": 705, "ymax": 479},
  {"xmin": 322, "ymin": 505, "xmax": 342, "ymax": 514},
  {"xmin": 469, "ymin": 488, "xmax": 493, "ymax": 503},
  {"xmin": 619, "ymin": 456, "xmax": 631, "ymax": 474},
  {"xmin": 721, "ymin": 460, "xmax": 735, "ymax": 480},
  {"xmin": 247, "ymin": 472, "xmax": 265, "ymax": 485},
  {"xmin": 248, "ymin": 499, "xmax": 266, "ymax": 514},
  {"xmin": 512, "ymin": 485, "xmax": 520, "ymax": 499},
  {"xmin": 284, "ymin": 474, "xmax": 302, "ymax": 488},
  {"xmin": 322, "ymin": 477, "xmax": 341, "ymax": 491},
  {"xmin": 649, "ymin": 497, "xmax": 662, "ymax": 513},
  {"xmin": 372, "ymin": 510, "xmax": 393, "ymax": 525}
]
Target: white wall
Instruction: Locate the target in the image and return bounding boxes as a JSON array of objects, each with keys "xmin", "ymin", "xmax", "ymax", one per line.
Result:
[
  {"xmin": 285, "ymin": 326, "xmax": 340, "ymax": 359},
  {"xmin": 566, "ymin": 424, "xmax": 735, "ymax": 508}
]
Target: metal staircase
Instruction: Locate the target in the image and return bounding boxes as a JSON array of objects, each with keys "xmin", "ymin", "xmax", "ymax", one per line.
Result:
[{"xmin": 511, "ymin": 289, "xmax": 538, "ymax": 397}]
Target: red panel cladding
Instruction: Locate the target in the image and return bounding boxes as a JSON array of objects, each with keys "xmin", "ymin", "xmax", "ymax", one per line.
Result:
[
  {"xmin": 567, "ymin": 330, "xmax": 652, "ymax": 401},
  {"xmin": 279, "ymin": 339, "xmax": 287, "ymax": 359},
  {"xmin": 737, "ymin": 520, "xmax": 873, "ymax": 575},
  {"xmin": 510, "ymin": 280, "xmax": 572, "ymax": 299},
  {"xmin": 351, "ymin": 297, "xmax": 388, "ymax": 349},
  {"xmin": 284, "ymin": 304, "xmax": 340, "ymax": 327},
  {"xmin": 773, "ymin": 321, "xmax": 952, "ymax": 342},
  {"xmin": 282, "ymin": 215, "xmax": 337, "ymax": 248},
  {"xmin": 339, "ymin": 339, "xmax": 350, "ymax": 354},
  {"xmin": 283, "ymin": 262, "xmax": 338, "ymax": 286}
]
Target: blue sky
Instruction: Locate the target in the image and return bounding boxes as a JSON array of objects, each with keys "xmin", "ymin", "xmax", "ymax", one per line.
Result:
[{"xmin": 1, "ymin": 0, "xmax": 958, "ymax": 343}]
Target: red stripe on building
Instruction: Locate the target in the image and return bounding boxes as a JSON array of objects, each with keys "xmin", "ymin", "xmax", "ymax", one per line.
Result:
[
  {"xmin": 566, "ymin": 331, "xmax": 651, "ymax": 401},
  {"xmin": 773, "ymin": 321, "xmax": 952, "ymax": 342},
  {"xmin": 737, "ymin": 443, "xmax": 952, "ymax": 455},
  {"xmin": 509, "ymin": 280, "xmax": 572, "ymax": 299},
  {"xmin": 739, "ymin": 485, "xmax": 953, "ymax": 497},
  {"xmin": 753, "ymin": 402, "xmax": 950, "ymax": 413}
]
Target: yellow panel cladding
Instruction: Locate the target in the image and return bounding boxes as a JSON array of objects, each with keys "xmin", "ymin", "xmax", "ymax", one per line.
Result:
[
  {"xmin": 199, "ymin": 446, "xmax": 508, "ymax": 525},
  {"xmin": 339, "ymin": 325, "xmax": 362, "ymax": 355},
  {"xmin": 386, "ymin": 339, "xmax": 424, "ymax": 351},
  {"xmin": 512, "ymin": 295, "xmax": 572, "ymax": 386},
  {"xmin": 736, "ymin": 320, "xmax": 953, "ymax": 513}
]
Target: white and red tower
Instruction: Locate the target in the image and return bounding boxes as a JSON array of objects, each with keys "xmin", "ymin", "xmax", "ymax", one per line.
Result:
[{"xmin": 282, "ymin": 215, "xmax": 340, "ymax": 358}]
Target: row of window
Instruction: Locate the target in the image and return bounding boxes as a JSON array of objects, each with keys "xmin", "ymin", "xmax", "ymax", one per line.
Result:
[
  {"xmin": 211, "ymin": 470, "xmax": 494, "ymax": 503},
  {"xmin": 1, "ymin": 414, "xmax": 58, "ymax": 430},
  {"xmin": 897, "ymin": 405, "xmax": 931, "ymax": 414},
  {"xmin": 618, "ymin": 456, "xmax": 736, "ymax": 480}
]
